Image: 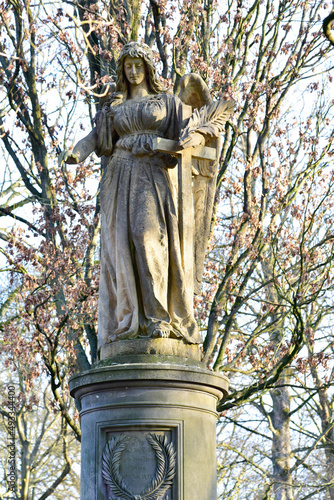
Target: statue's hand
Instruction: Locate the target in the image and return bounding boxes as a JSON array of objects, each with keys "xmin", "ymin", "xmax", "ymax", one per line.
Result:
[
  {"xmin": 179, "ymin": 132, "xmax": 205, "ymax": 149},
  {"xmin": 58, "ymin": 149, "xmax": 80, "ymax": 166}
]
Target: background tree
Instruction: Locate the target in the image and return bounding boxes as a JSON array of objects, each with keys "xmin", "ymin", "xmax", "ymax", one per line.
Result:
[
  {"xmin": 0, "ymin": 360, "xmax": 80, "ymax": 499},
  {"xmin": 0, "ymin": 0, "xmax": 333, "ymax": 498}
]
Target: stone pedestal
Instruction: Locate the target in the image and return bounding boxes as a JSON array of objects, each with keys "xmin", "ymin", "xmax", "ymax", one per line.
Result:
[{"xmin": 69, "ymin": 339, "xmax": 228, "ymax": 500}]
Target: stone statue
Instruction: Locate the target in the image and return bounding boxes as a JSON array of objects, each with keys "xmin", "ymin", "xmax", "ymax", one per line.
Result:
[{"xmin": 59, "ymin": 42, "xmax": 235, "ymax": 357}]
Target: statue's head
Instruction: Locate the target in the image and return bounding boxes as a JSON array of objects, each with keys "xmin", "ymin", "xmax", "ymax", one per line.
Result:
[{"xmin": 116, "ymin": 42, "xmax": 164, "ymax": 95}]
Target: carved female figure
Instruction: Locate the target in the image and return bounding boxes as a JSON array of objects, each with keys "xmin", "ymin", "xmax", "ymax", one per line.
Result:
[
  {"xmin": 59, "ymin": 42, "xmax": 234, "ymax": 357},
  {"xmin": 60, "ymin": 42, "xmax": 204, "ymax": 355}
]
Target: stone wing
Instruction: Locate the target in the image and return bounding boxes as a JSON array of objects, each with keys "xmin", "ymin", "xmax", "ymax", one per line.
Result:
[
  {"xmin": 192, "ymin": 135, "xmax": 221, "ymax": 294},
  {"xmin": 178, "ymin": 73, "xmax": 213, "ymax": 110},
  {"xmin": 178, "ymin": 74, "xmax": 219, "ymax": 295}
]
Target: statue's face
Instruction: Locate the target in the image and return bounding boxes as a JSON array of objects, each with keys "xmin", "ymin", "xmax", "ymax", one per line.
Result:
[{"xmin": 124, "ymin": 56, "xmax": 146, "ymax": 86}]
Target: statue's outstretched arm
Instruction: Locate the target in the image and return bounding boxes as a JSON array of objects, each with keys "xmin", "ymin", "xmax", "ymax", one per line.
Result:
[{"xmin": 58, "ymin": 127, "xmax": 98, "ymax": 165}]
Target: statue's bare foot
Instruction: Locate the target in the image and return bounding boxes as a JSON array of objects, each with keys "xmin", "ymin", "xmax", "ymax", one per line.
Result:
[{"xmin": 151, "ymin": 329, "xmax": 170, "ymax": 339}]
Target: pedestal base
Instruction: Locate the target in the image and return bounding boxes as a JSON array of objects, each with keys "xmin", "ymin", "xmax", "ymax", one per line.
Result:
[{"xmin": 70, "ymin": 341, "xmax": 228, "ymax": 500}]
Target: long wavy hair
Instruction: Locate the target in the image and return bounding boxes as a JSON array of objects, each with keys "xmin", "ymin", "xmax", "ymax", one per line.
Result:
[{"xmin": 115, "ymin": 42, "xmax": 165, "ymax": 96}]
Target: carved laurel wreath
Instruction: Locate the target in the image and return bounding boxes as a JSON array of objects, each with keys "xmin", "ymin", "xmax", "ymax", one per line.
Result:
[{"xmin": 102, "ymin": 433, "xmax": 176, "ymax": 500}]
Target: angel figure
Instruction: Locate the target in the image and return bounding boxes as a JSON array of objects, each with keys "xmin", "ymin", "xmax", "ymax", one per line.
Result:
[{"xmin": 59, "ymin": 42, "xmax": 235, "ymax": 358}]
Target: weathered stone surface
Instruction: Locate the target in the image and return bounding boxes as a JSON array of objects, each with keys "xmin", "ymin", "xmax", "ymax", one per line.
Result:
[
  {"xmin": 101, "ymin": 431, "xmax": 176, "ymax": 498},
  {"xmin": 70, "ymin": 361, "xmax": 228, "ymax": 500},
  {"xmin": 99, "ymin": 338, "xmax": 202, "ymax": 363}
]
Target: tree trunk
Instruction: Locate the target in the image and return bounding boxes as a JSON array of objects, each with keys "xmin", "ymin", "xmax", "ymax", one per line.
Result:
[
  {"xmin": 309, "ymin": 362, "xmax": 334, "ymax": 500},
  {"xmin": 270, "ymin": 375, "xmax": 294, "ymax": 500}
]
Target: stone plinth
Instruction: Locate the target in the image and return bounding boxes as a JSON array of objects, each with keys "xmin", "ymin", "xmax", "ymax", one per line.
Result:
[{"xmin": 69, "ymin": 340, "xmax": 228, "ymax": 500}]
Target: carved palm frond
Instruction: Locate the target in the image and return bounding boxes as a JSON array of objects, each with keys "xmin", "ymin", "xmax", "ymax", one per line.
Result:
[{"xmin": 179, "ymin": 100, "xmax": 236, "ymax": 146}]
